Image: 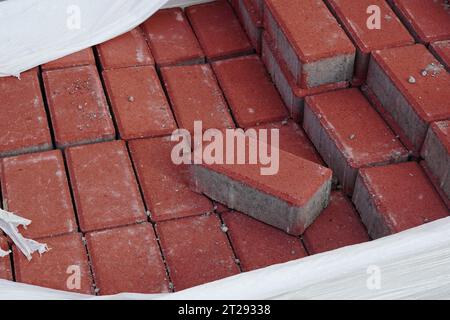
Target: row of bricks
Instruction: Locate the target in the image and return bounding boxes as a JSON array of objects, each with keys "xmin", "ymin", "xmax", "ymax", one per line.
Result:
[
  {"xmin": 0, "ymin": 188, "xmax": 370, "ymax": 294},
  {"xmin": 0, "ymin": 53, "xmax": 290, "ymax": 157},
  {"xmin": 233, "ymin": 0, "xmax": 450, "ymax": 85}
]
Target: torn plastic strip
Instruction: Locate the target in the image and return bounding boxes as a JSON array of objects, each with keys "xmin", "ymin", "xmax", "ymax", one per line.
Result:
[{"xmin": 0, "ymin": 209, "xmax": 48, "ymax": 261}]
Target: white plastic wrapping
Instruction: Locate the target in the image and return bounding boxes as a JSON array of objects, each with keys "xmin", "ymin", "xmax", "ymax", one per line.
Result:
[
  {"xmin": 0, "ymin": 0, "xmax": 170, "ymax": 77},
  {"xmin": 0, "ymin": 209, "xmax": 48, "ymax": 260},
  {"xmin": 1, "ymin": 217, "xmax": 450, "ymax": 300}
]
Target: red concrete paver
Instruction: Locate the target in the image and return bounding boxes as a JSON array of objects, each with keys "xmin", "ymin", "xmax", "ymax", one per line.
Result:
[
  {"xmin": 326, "ymin": 0, "xmax": 415, "ymax": 84},
  {"xmin": 391, "ymin": 0, "xmax": 450, "ymax": 44},
  {"xmin": 156, "ymin": 214, "xmax": 239, "ymax": 291},
  {"xmin": 86, "ymin": 223, "xmax": 169, "ymax": 295},
  {"xmin": 421, "ymin": 120, "xmax": 450, "ymax": 207},
  {"xmin": 142, "ymin": 8, "xmax": 204, "ymax": 67},
  {"xmin": 128, "ymin": 137, "xmax": 213, "ymax": 222},
  {"xmin": 261, "ymin": 32, "xmax": 349, "ymax": 122},
  {"xmin": 430, "ymin": 40, "xmax": 450, "ymax": 71},
  {"xmin": 102, "ymin": 66, "xmax": 177, "ymax": 140},
  {"xmin": 186, "ymin": 0, "xmax": 253, "ymax": 61},
  {"xmin": 252, "ymin": 120, "xmax": 324, "ymax": 165},
  {"xmin": 1, "ymin": 150, "xmax": 77, "ymax": 239},
  {"xmin": 212, "ymin": 55, "xmax": 288, "ymax": 128},
  {"xmin": 264, "ymin": 0, "xmax": 355, "ymax": 88},
  {"xmin": 161, "ymin": 64, "xmax": 235, "ymax": 132},
  {"xmin": 366, "ymin": 44, "xmax": 450, "ymax": 152},
  {"xmin": 13, "ymin": 233, "xmax": 93, "ymax": 294},
  {"xmin": 0, "ymin": 237, "xmax": 12, "ymax": 280},
  {"xmin": 43, "ymin": 65, "xmax": 116, "ymax": 148},
  {"xmin": 0, "ymin": 72, "xmax": 52, "ymax": 157},
  {"xmin": 42, "ymin": 48, "xmax": 95, "ymax": 71},
  {"xmin": 353, "ymin": 162, "xmax": 449, "ymax": 239},
  {"xmin": 97, "ymin": 28, "xmax": 154, "ymax": 70},
  {"xmin": 66, "ymin": 140, "xmax": 146, "ymax": 232},
  {"xmin": 304, "ymin": 88, "xmax": 409, "ymax": 194},
  {"xmin": 303, "ymin": 191, "xmax": 370, "ymax": 254},
  {"xmin": 222, "ymin": 211, "xmax": 307, "ymax": 272},
  {"xmin": 190, "ymin": 140, "xmax": 333, "ymax": 235}
]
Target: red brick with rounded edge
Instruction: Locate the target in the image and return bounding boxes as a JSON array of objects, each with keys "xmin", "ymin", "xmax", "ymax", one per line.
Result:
[
  {"xmin": 42, "ymin": 48, "xmax": 95, "ymax": 71},
  {"xmin": 186, "ymin": 1, "xmax": 253, "ymax": 61},
  {"xmin": 13, "ymin": 233, "xmax": 93, "ymax": 294},
  {"xmin": 303, "ymin": 191, "xmax": 370, "ymax": 254},
  {"xmin": 161, "ymin": 64, "xmax": 235, "ymax": 132},
  {"xmin": 86, "ymin": 223, "xmax": 169, "ymax": 295},
  {"xmin": 0, "ymin": 72, "xmax": 52, "ymax": 157},
  {"xmin": 190, "ymin": 139, "xmax": 332, "ymax": 235},
  {"xmin": 43, "ymin": 65, "xmax": 115, "ymax": 148},
  {"xmin": 261, "ymin": 32, "xmax": 350, "ymax": 122},
  {"xmin": 142, "ymin": 8, "xmax": 204, "ymax": 67},
  {"xmin": 325, "ymin": 0, "xmax": 414, "ymax": 84},
  {"xmin": 156, "ymin": 214, "xmax": 239, "ymax": 291},
  {"xmin": 352, "ymin": 162, "xmax": 449, "ymax": 239},
  {"xmin": 421, "ymin": 121, "xmax": 450, "ymax": 207},
  {"xmin": 102, "ymin": 66, "xmax": 177, "ymax": 140},
  {"xmin": 66, "ymin": 140, "xmax": 146, "ymax": 232},
  {"xmin": 430, "ymin": 40, "xmax": 450, "ymax": 71},
  {"xmin": 390, "ymin": 0, "xmax": 450, "ymax": 44},
  {"xmin": 264, "ymin": 0, "xmax": 355, "ymax": 88},
  {"xmin": 252, "ymin": 120, "xmax": 324, "ymax": 165},
  {"xmin": 97, "ymin": 28, "xmax": 154, "ymax": 70},
  {"xmin": 304, "ymin": 88, "xmax": 409, "ymax": 195},
  {"xmin": 212, "ymin": 55, "xmax": 288, "ymax": 128},
  {"xmin": 128, "ymin": 137, "xmax": 213, "ymax": 222},
  {"xmin": 222, "ymin": 211, "xmax": 307, "ymax": 272},
  {"xmin": 0, "ymin": 236, "xmax": 12, "ymax": 280},
  {"xmin": 366, "ymin": 44, "xmax": 450, "ymax": 152},
  {"xmin": 1, "ymin": 150, "xmax": 77, "ymax": 239}
]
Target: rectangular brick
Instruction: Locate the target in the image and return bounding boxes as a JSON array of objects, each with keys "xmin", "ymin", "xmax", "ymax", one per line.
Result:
[
  {"xmin": 190, "ymin": 140, "xmax": 333, "ymax": 235},
  {"xmin": 156, "ymin": 214, "xmax": 239, "ymax": 291},
  {"xmin": 128, "ymin": 137, "xmax": 213, "ymax": 222},
  {"xmin": 86, "ymin": 223, "xmax": 169, "ymax": 295},
  {"xmin": 430, "ymin": 40, "xmax": 450, "ymax": 71},
  {"xmin": 1, "ymin": 150, "xmax": 77, "ymax": 239},
  {"xmin": 222, "ymin": 211, "xmax": 307, "ymax": 272},
  {"xmin": 264, "ymin": 0, "xmax": 355, "ymax": 88},
  {"xmin": 41, "ymin": 48, "xmax": 95, "ymax": 71},
  {"xmin": 352, "ymin": 162, "xmax": 448, "ymax": 239},
  {"xmin": 43, "ymin": 65, "xmax": 116, "ymax": 148},
  {"xmin": 186, "ymin": 1, "xmax": 253, "ymax": 61},
  {"xmin": 252, "ymin": 120, "xmax": 324, "ymax": 165},
  {"xmin": 390, "ymin": 0, "xmax": 450, "ymax": 44},
  {"xmin": 261, "ymin": 33, "xmax": 349, "ymax": 122},
  {"xmin": 303, "ymin": 191, "xmax": 370, "ymax": 254},
  {"xmin": 102, "ymin": 66, "xmax": 177, "ymax": 140},
  {"xmin": 161, "ymin": 64, "xmax": 235, "ymax": 132},
  {"xmin": 97, "ymin": 28, "xmax": 154, "ymax": 70},
  {"xmin": 421, "ymin": 121, "xmax": 450, "ymax": 207},
  {"xmin": 325, "ymin": 0, "xmax": 414, "ymax": 84},
  {"xmin": 66, "ymin": 140, "xmax": 146, "ymax": 232},
  {"xmin": 304, "ymin": 88, "xmax": 409, "ymax": 195},
  {"xmin": 0, "ymin": 72, "xmax": 52, "ymax": 157},
  {"xmin": 13, "ymin": 233, "xmax": 93, "ymax": 294},
  {"xmin": 0, "ymin": 236, "xmax": 12, "ymax": 280},
  {"xmin": 366, "ymin": 44, "xmax": 450, "ymax": 152},
  {"xmin": 142, "ymin": 8, "xmax": 204, "ymax": 67},
  {"xmin": 212, "ymin": 55, "xmax": 288, "ymax": 128}
]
